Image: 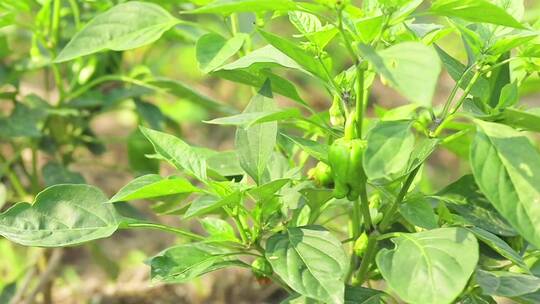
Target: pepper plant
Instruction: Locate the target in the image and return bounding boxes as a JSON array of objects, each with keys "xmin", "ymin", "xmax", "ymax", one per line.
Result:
[{"xmin": 1, "ymin": 0, "xmax": 540, "ymax": 303}]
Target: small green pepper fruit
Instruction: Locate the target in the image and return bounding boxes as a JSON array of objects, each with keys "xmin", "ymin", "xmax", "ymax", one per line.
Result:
[
  {"xmin": 353, "ymin": 232, "xmax": 369, "ymax": 257},
  {"xmin": 308, "ymin": 161, "xmax": 334, "ymax": 187},
  {"xmin": 329, "ymin": 95, "xmax": 345, "ymax": 126},
  {"xmin": 328, "ymin": 113, "xmax": 366, "ymax": 200},
  {"xmin": 251, "ymin": 257, "xmax": 273, "ymax": 279}
]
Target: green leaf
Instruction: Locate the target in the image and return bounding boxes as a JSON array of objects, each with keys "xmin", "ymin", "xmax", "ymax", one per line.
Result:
[
  {"xmin": 196, "ymin": 33, "xmax": 247, "ymax": 73},
  {"xmin": 235, "ymin": 81, "xmax": 278, "ymax": 184},
  {"xmin": 206, "ymin": 108, "xmax": 302, "ymax": 127},
  {"xmin": 214, "ymin": 69, "xmax": 306, "ymax": 106},
  {"xmin": 42, "ymin": 162, "xmax": 85, "ymax": 187},
  {"xmin": 201, "ymin": 217, "xmax": 239, "ymax": 242},
  {"xmin": 248, "ymin": 178, "xmax": 290, "ymax": 201},
  {"xmin": 501, "ymin": 108, "xmax": 540, "ymax": 132},
  {"xmin": 149, "ymin": 243, "xmax": 246, "ymax": 283},
  {"xmin": 283, "ymin": 135, "xmax": 329, "ymax": 163},
  {"xmin": 184, "ymin": 192, "xmax": 241, "ymax": 219},
  {"xmin": 186, "ymin": 0, "xmax": 296, "ymax": 15},
  {"xmin": 434, "ymin": 175, "xmax": 516, "ymax": 236},
  {"xmin": 344, "ymin": 285, "xmax": 385, "ymax": 304},
  {"xmin": 206, "ymin": 151, "xmax": 244, "ymax": 178},
  {"xmin": 0, "ymin": 185, "xmax": 121, "ymax": 247},
  {"xmin": 110, "ymin": 174, "xmax": 200, "ymax": 203},
  {"xmin": 377, "ymin": 228, "xmax": 479, "ymax": 304},
  {"xmin": 266, "ymin": 226, "xmax": 348, "ymax": 304},
  {"xmin": 434, "ymin": 45, "xmax": 489, "ymax": 99},
  {"xmin": 218, "ymin": 45, "xmax": 306, "ymax": 73},
  {"xmin": 288, "ymin": 11, "xmax": 322, "ymax": 35},
  {"xmin": 470, "ymin": 120, "xmax": 540, "ymax": 249},
  {"xmin": 364, "ymin": 120, "xmax": 415, "ymax": 183},
  {"xmin": 148, "ymin": 78, "xmax": 236, "ymax": 114},
  {"xmin": 140, "ymin": 127, "xmax": 207, "ymax": 181},
  {"xmin": 430, "ymin": 0, "xmax": 525, "ymax": 29},
  {"xmin": 258, "ymin": 30, "xmax": 330, "ymax": 82},
  {"xmin": 497, "ymin": 82, "xmax": 519, "ymax": 109},
  {"xmin": 476, "ymin": 270, "xmax": 540, "ymax": 297},
  {"xmin": 127, "ymin": 129, "xmax": 160, "ymax": 175},
  {"xmin": 359, "ymin": 42, "xmax": 441, "ymax": 107},
  {"xmin": 283, "ymin": 285, "xmax": 384, "ymax": 304},
  {"xmin": 55, "ymin": 2, "xmax": 179, "ymax": 62},
  {"xmin": 466, "ymin": 227, "xmax": 527, "ymax": 269},
  {"xmin": 399, "ymin": 195, "xmax": 438, "ymax": 229}
]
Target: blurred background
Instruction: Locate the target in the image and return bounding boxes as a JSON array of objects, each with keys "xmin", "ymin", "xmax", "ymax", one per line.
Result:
[{"xmin": 0, "ymin": 0, "xmax": 539, "ymax": 303}]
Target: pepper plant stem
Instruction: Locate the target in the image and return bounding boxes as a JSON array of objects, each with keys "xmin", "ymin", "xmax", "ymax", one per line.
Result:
[
  {"xmin": 353, "ymin": 232, "xmax": 378, "ymax": 285},
  {"xmin": 378, "ymin": 166, "xmax": 420, "ymax": 232},
  {"xmin": 124, "ymin": 222, "xmax": 204, "ymax": 241}
]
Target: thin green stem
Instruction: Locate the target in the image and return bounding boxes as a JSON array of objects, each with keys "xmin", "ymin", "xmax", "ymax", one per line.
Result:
[
  {"xmin": 449, "ymin": 71, "xmax": 481, "ymax": 116},
  {"xmin": 378, "ymin": 166, "xmax": 420, "ymax": 232},
  {"xmin": 124, "ymin": 222, "xmax": 204, "ymax": 241},
  {"xmin": 51, "ymin": 0, "xmax": 61, "ymax": 47},
  {"xmin": 355, "ymin": 67, "xmax": 365, "ymax": 138},
  {"xmin": 230, "ymin": 13, "xmax": 239, "ymax": 37},
  {"xmin": 351, "ymin": 199, "xmax": 361, "ymax": 239},
  {"xmin": 31, "ymin": 146, "xmax": 39, "ymax": 194},
  {"xmin": 439, "ymin": 64, "xmax": 475, "ymax": 121},
  {"xmin": 359, "ymin": 180, "xmax": 372, "ymax": 231},
  {"xmin": 353, "ymin": 232, "xmax": 378, "ymax": 285},
  {"xmin": 67, "ymin": 0, "xmax": 80, "ymax": 29},
  {"xmin": 64, "ymin": 75, "xmax": 157, "ymax": 101}
]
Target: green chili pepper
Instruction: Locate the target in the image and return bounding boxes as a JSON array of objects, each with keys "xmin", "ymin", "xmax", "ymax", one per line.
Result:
[
  {"xmin": 328, "ymin": 112, "xmax": 366, "ymax": 200},
  {"xmin": 329, "ymin": 94, "xmax": 345, "ymax": 127},
  {"xmin": 308, "ymin": 161, "xmax": 334, "ymax": 187},
  {"xmin": 353, "ymin": 232, "xmax": 369, "ymax": 257}
]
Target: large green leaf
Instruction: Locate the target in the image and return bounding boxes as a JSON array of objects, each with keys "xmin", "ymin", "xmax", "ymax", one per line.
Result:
[
  {"xmin": 434, "ymin": 175, "xmax": 516, "ymax": 236},
  {"xmin": 110, "ymin": 174, "xmax": 200, "ymax": 203},
  {"xmin": 430, "ymin": 0, "xmax": 525, "ymax": 29},
  {"xmin": 196, "ymin": 33, "xmax": 247, "ymax": 73},
  {"xmin": 55, "ymin": 2, "xmax": 179, "ymax": 62},
  {"xmin": 187, "ymin": 0, "xmax": 296, "ymax": 15},
  {"xmin": 235, "ymin": 81, "xmax": 278, "ymax": 184},
  {"xmin": 476, "ymin": 270, "xmax": 540, "ymax": 297},
  {"xmin": 377, "ymin": 228, "xmax": 478, "ymax": 304},
  {"xmin": 364, "ymin": 120, "xmax": 415, "ymax": 183},
  {"xmin": 140, "ymin": 127, "xmax": 207, "ymax": 181},
  {"xmin": 149, "ymin": 243, "xmax": 246, "ymax": 283},
  {"xmin": 467, "ymin": 227, "xmax": 526, "ymax": 269},
  {"xmin": 258, "ymin": 30, "xmax": 329, "ymax": 82},
  {"xmin": 359, "ymin": 42, "xmax": 441, "ymax": 107},
  {"xmin": 470, "ymin": 120, "xmax": 540, "ymax": 249},
  {"xmin": 399, "ymin": 195, "xmax": 438, "ymax": 229},
  {"xmin": 266, "ymin": 226, "xmax": 348, "ymax": 304},
  {"xmin": 0, "ymin": 185, "xmax": 121, "ymax": 247}
]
